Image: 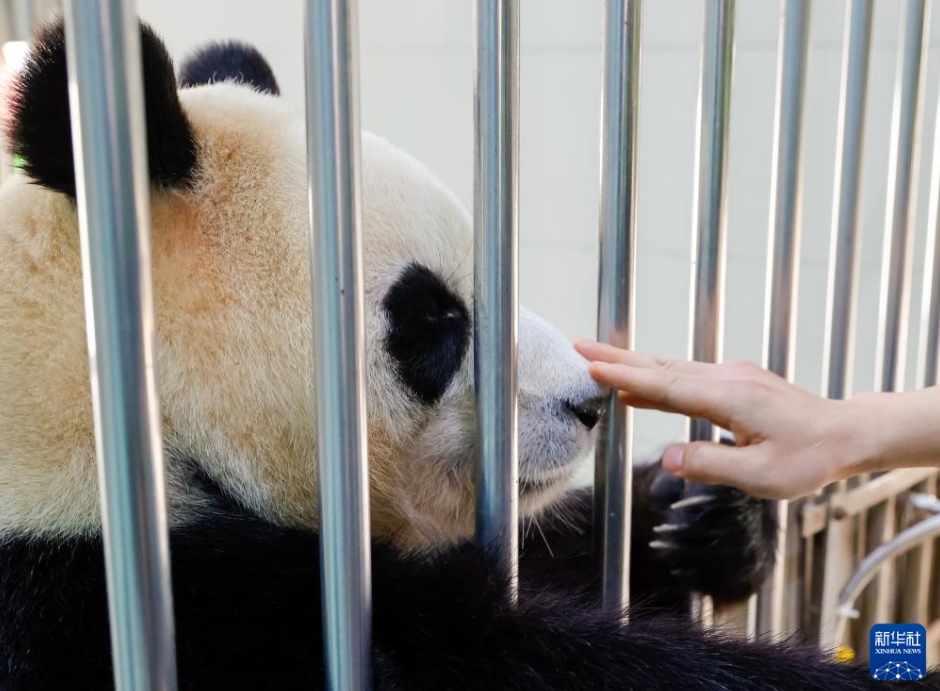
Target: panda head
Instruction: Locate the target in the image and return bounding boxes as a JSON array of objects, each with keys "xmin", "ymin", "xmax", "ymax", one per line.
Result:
[{"xmin": 0, "ymin": 19, "xmax": 605, "ymax": 549}]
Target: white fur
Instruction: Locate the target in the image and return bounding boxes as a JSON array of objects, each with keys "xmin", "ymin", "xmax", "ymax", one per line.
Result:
[{"xmin": 0, "ymin": 81, "xmax": 602, "ymax": 549}]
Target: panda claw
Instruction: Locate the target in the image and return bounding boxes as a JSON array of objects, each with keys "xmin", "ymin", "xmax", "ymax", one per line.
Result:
[
  {"xmin": 669, "ymin": 495, "xmax": 714, "ymax": 510},
  {"xmin": 653, "ymin": 523, "xmax": 682, "ymax": 533},
  {"xmin": 649, "ymin": 540, "xmax": 674, "ymax": 551}
]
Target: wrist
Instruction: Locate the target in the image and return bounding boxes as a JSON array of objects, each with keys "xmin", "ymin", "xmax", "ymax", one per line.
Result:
[
  {"xmin": 837, "ymin": 392, "xmax": 891, "ymax": 477},
  {"xmin": 840, "ymin": 388, "xmax": 940, "ymax": 475}
]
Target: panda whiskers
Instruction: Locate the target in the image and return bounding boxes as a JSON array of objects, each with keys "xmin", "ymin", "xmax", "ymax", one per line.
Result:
[
  {"xmin": 440, "ymin": 244, "xmax": 473, "ymax": 289},
  {"xmin": 522, "ymin": 513, "xmax": 534, "ymax": 544},
  {"xmin": 532, "ymin": 518, "xmax": 555, "ymax": 559},
  {"xmin": 557, "ymin": 512, "xmax": 582, "ymax": 535},
  {"xmin": 551, "ymin": 503, "xmax": 583, "ymax": 535},
  {"xmin": 520, "ymin": 508, "xmax": 560, "ymax": 560}
]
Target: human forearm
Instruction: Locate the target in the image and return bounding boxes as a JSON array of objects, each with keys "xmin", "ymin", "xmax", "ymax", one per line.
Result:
[{"xmin": 843, "ymin": 387, "xmax": 940, "ymax": 478}]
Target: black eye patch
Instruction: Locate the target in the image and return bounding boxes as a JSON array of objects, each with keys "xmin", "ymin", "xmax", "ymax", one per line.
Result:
[{"xmin": 383, "ymin": 263, "xmax": 470, "ymax": 406}]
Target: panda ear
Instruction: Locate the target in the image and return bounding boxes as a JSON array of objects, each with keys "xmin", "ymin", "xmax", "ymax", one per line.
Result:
[
  {"xmin": 5, "ymin": 17, "xmax": 198, "ymax": 199},
  {"xmin": 178, "ymin": 41, "xmax": 280, "ymax": 96}
]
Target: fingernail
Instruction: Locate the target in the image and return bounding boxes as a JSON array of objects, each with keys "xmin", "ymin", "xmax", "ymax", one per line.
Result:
[{"xmin": 663, "ymin": 446, "xmax": 684, "ymax": 474}]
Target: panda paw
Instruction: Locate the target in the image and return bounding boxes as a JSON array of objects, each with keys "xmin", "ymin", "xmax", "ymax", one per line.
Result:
[{"xmin": 646, "ymin": 466, "xmax": 777, "ymax": 604}]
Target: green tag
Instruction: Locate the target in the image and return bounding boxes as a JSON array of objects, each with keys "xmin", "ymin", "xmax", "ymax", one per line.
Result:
[{"xmin": 12, "ymin": 154, "xmax": 26, "ymax": 170}]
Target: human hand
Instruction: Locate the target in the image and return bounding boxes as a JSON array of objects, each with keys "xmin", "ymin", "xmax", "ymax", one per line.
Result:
[{"xmin": 574, "ymin": 340, "xmax": 872, "ymax": 500}]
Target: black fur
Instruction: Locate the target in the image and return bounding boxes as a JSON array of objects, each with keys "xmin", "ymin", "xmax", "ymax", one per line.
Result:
[
  {"xmin": 5, "ymin": 18, "xmax": 197, "ymax": 198},
  {"xmin": 178, "ymin": 41, "xmax": 280, "ymax": 96},
  {"xmin": 383, "ymin": 263, "xmax": 471, "ymax": 406},
  {"xmin": 0, "ymin": 490, "xmax": 933, "ymax": 691}
]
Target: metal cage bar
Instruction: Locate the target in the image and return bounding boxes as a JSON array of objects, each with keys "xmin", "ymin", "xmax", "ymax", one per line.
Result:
[
  {"xmin": 909, "ymin": 0, "xmax": 940, "ymax": 636},
  {"xmin": 688, "ymin": 0, "xmax": 735, "ymax": 626},
  {"xmin": 918, "ymin": 12, "xmax": 940, "ymax": 392},
  {"xmin": 594, "ymin": 0, "xmax": 641, "ymax": 617},
  {"xmin": 875, "ymin": 0, "xmax": 928, "ymax": 396},
  {"xmin": 688, "ymin": 0, "xmax": 734, "ymax": 444},
  {"xmin": 820, "ymin": 0, "xmax": 872, "ymax": 404},
  {"xmin": 473, "ymin": 0, "xmax": 520, "ymax": 602},
  {"xmin": 756, "ymin": 0, "xmax": 810, "ymax": 641},
  {"xmin": 864, "ymin": 0, "xmax": 929, "ymax": 636},
  {"xmin": 62, "ymin": 1, "xmax": 177, "ymax": 689},
  {"xmin": 817, "ymin": 0, "xmax": 873, "ymax": 648},
  {"xmin": 304, "ymin": 1, "xmax": 373, "ymax": 688}
]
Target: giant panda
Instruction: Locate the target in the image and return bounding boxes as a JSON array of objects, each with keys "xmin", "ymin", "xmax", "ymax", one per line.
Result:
[{"xmin": 0, "ymin": 18, "xmax": 934, "ymax": 691}]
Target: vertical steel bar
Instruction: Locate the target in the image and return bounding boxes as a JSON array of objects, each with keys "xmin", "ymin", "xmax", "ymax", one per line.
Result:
[
  {"xmin": 473, "ymin": 0, "xmax": 520, "ymax": 602},
  {"xmin": 911, "ymin": 0, "xmax": 940, "ymax": 634},
  {"xmin": 594, "ymin": 0, "xmax": 641, "ymax": 616},
  {"xmin": 875, "ymin": 0, "xmax": 928, "ymax": 395},
  {"xmin": 756, "ymin": 0, "xmax": 810, "ymax": 641},
  {"xmin": 62, "ymin": 2, "xmax": 177, "ymax": 689},
  {"xmin": 818, "ymin": 0, "xmax": 873, "ymax": 649},
  {"xmin": 821, "ymin": 0, "xmax": 872, "ymax": 403},
  {"xmin": 919, "ymin": 19, "xmax": 940, "ymax": 391},
  {"xmin": 688, "ymin": 0, "xmax": 735, "ymax": 626},
  {"xmin": 866, "ymin": 0, "xmax": 929, "ymax": 633},
  {"xmin": 688, "ymin": 0, "xmax": 734, "ymax": 442},
  {"xmin": 304, "ymin": 1, "xmax": 372, "ymax": 688}
]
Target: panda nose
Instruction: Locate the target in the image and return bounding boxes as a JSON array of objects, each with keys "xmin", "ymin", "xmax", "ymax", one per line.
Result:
[{"xmin": 564, "ymin": 396, "xmax": 607, "ymax": 430}]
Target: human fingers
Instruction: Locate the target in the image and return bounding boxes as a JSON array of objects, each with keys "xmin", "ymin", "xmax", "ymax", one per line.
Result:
[
  {"xmin": 588, "ymin": 361, "xmax": 734, "ymax": 428},
  {"xmin": 664, "ymin": 441, "xmax": 826, "ymax": 500},
  {"xmin": 574, "ymin": 340, "xmax": 718, "ymax": 377},
  {"xmin": 617, "ymin": 391, "xmax": 685, "ymax": 415},
  {"xmin": 661, "ymin": 442, "xmax": 778, "ymax": 497}
]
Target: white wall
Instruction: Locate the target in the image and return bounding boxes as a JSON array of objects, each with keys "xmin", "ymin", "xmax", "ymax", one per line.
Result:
[{"xmin": 138, "ymin": 0, "xmax": 940, "ymax": 456}]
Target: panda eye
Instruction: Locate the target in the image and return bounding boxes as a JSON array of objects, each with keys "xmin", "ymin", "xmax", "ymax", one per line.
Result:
[{"xmin": 383, "ymin": 263, "xmax": 470, "ymax": 406}]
